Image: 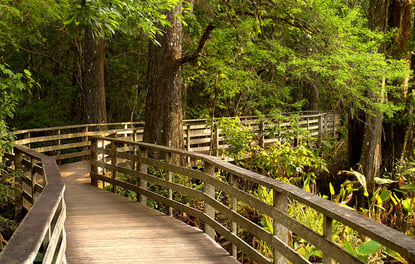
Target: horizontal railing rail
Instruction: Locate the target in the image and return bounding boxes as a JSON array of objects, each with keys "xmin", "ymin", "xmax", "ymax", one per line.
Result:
[
  {"xmin": 0, "ymin": 145, "xmax": 66, "ymax": 264},
  {"xmin": 90, "ymin": 136, "xmax": 415, "ymax": 264},
  {"xmin": 11, "ymin": 112, "xmax": 341, "ymax": 163}
]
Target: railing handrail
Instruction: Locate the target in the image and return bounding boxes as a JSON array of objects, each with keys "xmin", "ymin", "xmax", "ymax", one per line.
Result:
[
  {"xmin": 10, "ymin": 112, "xmax": 335, "ymax": 135},
  {"xmin": 9, "ymin": 112, "xmax": 341, "ymax": 163},
  {"xmin": 90, "ymin": 135, "xmax": 415, "ymax": 263},
  {"xmin": 0, "ymin": 145, "xmax": 66, "ymax": 264}
]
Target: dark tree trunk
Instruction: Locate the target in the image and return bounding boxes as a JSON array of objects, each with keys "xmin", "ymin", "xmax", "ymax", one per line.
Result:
[
  {"xmin": 347, "ymin": 112, "xmax": 365, "ymax": 167},
  {"xmin": 383, "ymin": 0, "xmax": 413, "ymax": 170},
  {"xmin": 143, "ymin": 5, "xmax": 184, "ymax": 150},
  {"xmin": 308, "ymin": 82, "xmax": 319, "ymax": 111},
  {"xmin": 358, "ymin": 0, "xmax": 388, "ymax": 194},
  {"xmin": 74, "ymin": 28, "xmax": 107, "ymax": 126}
]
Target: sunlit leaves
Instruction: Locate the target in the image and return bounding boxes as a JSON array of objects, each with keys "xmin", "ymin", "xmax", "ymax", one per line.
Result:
[
  {"xmin": 64, "ymin": 0, "xmax": 177, "ymax": 39},
  {"xmin": 0, "ymin": 64, "xmax": 32, "ymax": 155}
]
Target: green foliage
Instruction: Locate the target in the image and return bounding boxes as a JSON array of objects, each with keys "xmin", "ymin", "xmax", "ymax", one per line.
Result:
[
  {"xmin": 288, "ymin": 201, "xmax": 324, "ymax": 261},
  {"xmin": 183, "ymin": 0, "xmax": 409, "ymax": 121},
  {"xmin": 0, "ymin": 215, "xmax": 16, "ymax": 251},
  {"xmin": 64, "ymin": 0, "xmax": 177, "ymax": 39},
  {"xmin": 0, "ymin": 64, "xmax": 32, "ymax": 154},
  {"xmin": 218, "ymin": 116, "xmax": 327, "ymax": 192},
  {"xmin": 344, "ymin": 239, "xmax": 381, "ymax": 263},
  {"xmin": 0, "ymin": 162, "xmax": 21, "ymax": 251},
  {"xmin": 217, "ymin": 117, "xmax": 254, "ymax": 159}
]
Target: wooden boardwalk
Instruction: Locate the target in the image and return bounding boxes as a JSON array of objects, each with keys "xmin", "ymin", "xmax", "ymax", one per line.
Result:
[{"xmin": 60, "ymin": 162, "xmax": 239, "ymax": 264}]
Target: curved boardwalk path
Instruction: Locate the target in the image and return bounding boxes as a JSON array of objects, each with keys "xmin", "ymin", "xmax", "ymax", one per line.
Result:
[{"xmin": 60, "ymin": 162, "xmax": 238, "ymax": 264}]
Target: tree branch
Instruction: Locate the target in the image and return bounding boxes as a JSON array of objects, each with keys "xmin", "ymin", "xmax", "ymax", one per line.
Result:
[{"xmin": 178, "ymin": 23, "xmax": 216, "ymax": 65}]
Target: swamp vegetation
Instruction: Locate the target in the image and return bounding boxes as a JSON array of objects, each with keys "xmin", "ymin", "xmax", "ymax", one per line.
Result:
[{"xmin": 1, "ymin": 0, "xmax": 415, "ymax": 262}]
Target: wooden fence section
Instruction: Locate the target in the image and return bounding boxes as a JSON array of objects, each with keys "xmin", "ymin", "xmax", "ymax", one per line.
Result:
[
  {"xmin": 0, "ymin": 145, "xmax": 66, "ymax": 264},
  {"xmin": 12, "ymin": 112, "xmax": 340, "ymax": 162},
  {"xmin": 90, "ymin": 136, "xmax": 415, "ymax": 264}
]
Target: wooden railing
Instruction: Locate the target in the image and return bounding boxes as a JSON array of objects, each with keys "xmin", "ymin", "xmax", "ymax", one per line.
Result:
[
  {"xmin": 12, "ymin": 112, "xmax": 340, "ymax": 163},
  {"xmin": 0, "ymin": 145, "xmax": 66, "ymax": 264},
  {"xmin": 90, "ymin": 136, "xmax": 415, "ymax": 264}
]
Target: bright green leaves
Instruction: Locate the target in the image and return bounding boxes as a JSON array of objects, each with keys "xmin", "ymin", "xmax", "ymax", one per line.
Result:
[
  {"xmin": 0, "ymin": 64, "xmax": 32, "ymax": 156},
  {"xmin": 64, "ymin": 0, "xmax": 177, "ymax": 39},
  {"xmin": 217, "ymin": 117, "xmax": 254, "ymax": 160},
  {"xmin": 64, "ymin": 0, "xmax": 124, "ymax": 37},
  {"xmin": 344, "ymin": 239, "xmax": 381, "ymax": 262}
]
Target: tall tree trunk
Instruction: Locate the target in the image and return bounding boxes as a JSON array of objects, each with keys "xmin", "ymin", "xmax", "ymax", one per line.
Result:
[
  {"xmin": 143, "ymin": 5, "xmax": 184, "ymax": 150},
  {"xmin": 359, "ymin": 78, "xmax": 385, "ymax": 194},
  {"xmin": 74, "ymin": 28, "xmax": 107, "ymax": 125},
  {"xmin": 347, "ymin": 111, "xmax": 365, "ymax": 167},
  {"xmin": 383, "ymin": 0, "xmax": 413, "ymax": 170},
  {"xmin": 358, "ymin": 0, "xmax": 388, "ymax": 194}
]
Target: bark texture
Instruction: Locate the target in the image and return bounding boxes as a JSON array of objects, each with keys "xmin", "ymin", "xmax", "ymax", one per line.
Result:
[
  {"xmin": 383, "ymin": 0, "xmax": 413, "ymax": 170},
  {"xmin": 74, "ymin": 28, "xmax": 107, "ymax": 125},
  {"xmin": 358, "ymin": 0, "xmax": 388, "ymax": 194},
  {"xmin": 144, "ymin": 5, "xmax": 184, "ymax": 149}
]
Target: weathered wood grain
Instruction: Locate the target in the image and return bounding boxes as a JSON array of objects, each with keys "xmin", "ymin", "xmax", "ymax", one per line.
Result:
[
  {"xmin": 90, "ymin": 136, "xmax": 415, "ymax": 264},
  {"xmin": 0, "ymin": 146, "xmax": 66, "ymax": 264},
  {"xmin": 61, "ymin": 162, "xmax": 239, "ymax": 264}
]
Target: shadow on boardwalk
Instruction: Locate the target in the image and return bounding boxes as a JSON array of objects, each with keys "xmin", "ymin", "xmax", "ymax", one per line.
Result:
[{"xmin": 60, "ymin": 162, "xmax": 238, "ymax": 264}]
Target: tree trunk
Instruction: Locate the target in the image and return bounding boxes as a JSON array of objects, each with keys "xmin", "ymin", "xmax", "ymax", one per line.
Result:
[
  {"xmin": 143, "ymin": 5, "xmax": 184, "ymax": 150},
  {"xmin": 358, "ymin": 0, "xmax": 388, "ymax": 194},
  {"xmin": 74, "ymin": 28, "xmax": 107, "ymax": 126},
  {"xmin": 383, "ymin": 0, "xmax": 413, "ymax": 170},
  {"xmin": 359, "ymin": 79, "xmax": 385, "ymax": 194},
  {"xmin": 347, "ymin": 111, "xmax": 365, "ymax": 167}
]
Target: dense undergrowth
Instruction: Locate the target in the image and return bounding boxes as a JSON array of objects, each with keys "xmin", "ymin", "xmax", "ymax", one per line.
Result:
[
  {"xmin": 0, "ymin": 163, "xmax": 20, "ymax": 252},
  {"xmin": 217, "ymin": 116, "xmax": 415, "ymax": 263},
  {"xmin": 101, "ymin": 116, "xmax": 414, "ymax": 263}
]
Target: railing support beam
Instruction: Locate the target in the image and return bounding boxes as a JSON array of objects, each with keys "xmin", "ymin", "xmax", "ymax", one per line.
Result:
[
  {"xmin": 273, "ymin": 191, "xmax": 288, "ymax": 264},
  {"xmin": 204, "ymin": 162, "xmax": 216, "ymax": 240}
]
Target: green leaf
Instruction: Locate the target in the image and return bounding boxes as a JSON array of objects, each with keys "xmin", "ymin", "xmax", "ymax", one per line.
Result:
[
  {"xmin": 350, "ymin": 170, "xmax": 369, "ymax": 197},
  {"xmin": 402, "ymin": 198, "xmax": 413, "ymax": 213},
  {"xmin": 64, "ymin": 15, "xmax": 75, "ymax": 25},
  {"xmin": 400, "ymin": 184, "xmax": 415, "ymax": 191},
  {"xmin": 379, "ymin": 190, "xmax": 391, "ymax": 202},
  {"xmin": 375, "ymin": 177, "xmax": 395, "ymax": 185},
  {"xmin": 400, "ymin": 168, "xmax": 415, "ymax": 177},
  {"xmin": 356, "ymin": 240, "xmax": 381, "ymax": 255},
  {"xmin": 329, "ymin": 182, "xmax": 335, "ymax": 196},
  {"xmin": 344, "ymin": 239, "xmax": 357, "ymax": 256},
  {"xmin": 383, "ymin": 247, "xmax": 407, "ymax": 263}
]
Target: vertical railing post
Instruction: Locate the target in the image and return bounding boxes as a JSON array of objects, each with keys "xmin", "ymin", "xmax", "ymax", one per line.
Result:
[
  {"xmin": 14, "ymin": 149, "xmax": 24, "ymax": 221},
  {"xmin": 24, "ymin": 132, "xmax": 31, "ymax": 149},
  {"xmin": 83, "ymin": 126, "xmax": 89, "ymax": 161},
  {"xmin": 273, "ymin": 190, "xmax": 288, "ymax": 264},
  {"xmin": 123, "ymin": 124, "xmax": 128, "ymax": 150},
  {"xmin": 324, "ymin": 113, "xmax": 328, "ymax": 140},
  {"xmin": 231, "ymin": 175, "xmax": 238, "ymax": 258},
  {"xmin": 57, "ymin": 129, "xmax": 61, "ymax": 164},
  {"xmin": 259, "ymin": 121, "xmax": 265, "ymax": 148},
  {"xmin": 306, "ymin": 117, "xmax": 310, "ymax": 146},
  {"xmin": 204, "ymin": 162, "xmax": 216, "ymax": 240},
  {"xmin": 111, "ymin": 140, "xmax": 117, "ymax": 193},
  {"xmin": 132, "ymin": 128, "xmax": 137, "ymax": 142},
  {"xmin": 90, "ymin": 137, "xmax": 98, "ymax": 187},
  {"xmin": 186, "ymin": 124, "xmax": 191, "ymax": 151},
  {"xmin": 139, "ymin": 147, "xmax": 148, "ymax": 205},
  {"xmin": 102, "ymin": 138, "xmax": 107, "ymax": 189},
  {"xmin": 31, "ymin": 157, "xmax": 36, "ymax": 204},
  {"xmin": 318, "ymin": 114, "xmax": 323, "ymax": 145},
  {"xmin": 214, "ymin": 124, "xmax": 219, "ymax": 156},
  {"xmin": 323, "ymin": 215, "xmax": 333, "ymax": 264},
  {"xmin": 167, "ymin": 152, "xmax": 173, "ymax": 216}
]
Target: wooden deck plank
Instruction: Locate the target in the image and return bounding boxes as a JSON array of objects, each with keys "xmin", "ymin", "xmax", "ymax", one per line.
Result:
[{"xmin": 60, "ymin": 162, "xmax": 238, "ymax": 264}]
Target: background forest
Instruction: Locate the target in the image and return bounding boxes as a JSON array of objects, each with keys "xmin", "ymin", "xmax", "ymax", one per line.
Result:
[{"xmin": 1, "ymin": 0, "xmax": 415, "ymax": 262}]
